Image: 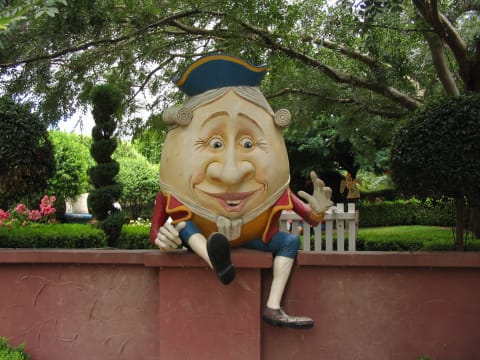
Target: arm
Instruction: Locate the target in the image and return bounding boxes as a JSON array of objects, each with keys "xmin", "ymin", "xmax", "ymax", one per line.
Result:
[
  {"xmin": 296, "ymin": 171, "xmax": 333, "ymax": 225},
  {"xmin": 149, "ymin": 192, "xmax": 185, "ymax": 251}
]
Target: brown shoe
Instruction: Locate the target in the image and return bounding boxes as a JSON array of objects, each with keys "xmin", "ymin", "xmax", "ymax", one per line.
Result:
[{"xmin": 262, "ymin": 307, "xmax": 314, "ymax": 329}]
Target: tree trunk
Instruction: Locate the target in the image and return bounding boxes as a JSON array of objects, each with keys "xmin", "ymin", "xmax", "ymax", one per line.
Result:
[
  {"xmin": 455, "ymin": 197, "xmax": 465, "ymax": 251},
  {"xmin": 470, "ymin": 207, "xmax": 480, "ymax": 239}
]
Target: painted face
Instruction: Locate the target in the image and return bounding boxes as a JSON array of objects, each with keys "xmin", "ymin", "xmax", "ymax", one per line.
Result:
[{"xmin": 160, "ymin": 90, "xmax": 290, "ymax": 218}]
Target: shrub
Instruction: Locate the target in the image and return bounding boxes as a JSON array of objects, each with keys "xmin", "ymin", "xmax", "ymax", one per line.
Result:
[
  {"xmin": 391, "ymin": 94, "xmax": 480, "ymax": 203},
  {"xmin": 0, "ymin": 224, "xmax": 107, "ymax": 248},
  {"xmin": 390, "ymin": 94, "xmax": 480, "ymax": 250},
  {"xmin": 358, "ymin": 199, "xmax": 454, "ymax": 227},
  {"xmin": 118, "ymin": 225, "xmax": 155, "ymax": 249},
  {"xmin": 0, "ymin": 337, "xmax": 30, "ymax": 360},
  {"xmin": 88, "ymin": 83, "xmax": 124, "ymax": 246},
  {"xmin": 47, "ymin": 131, "xmax": 92, "ymax": 202},
  {"xmin": 0, "ymin": 96, "xmax": 55, "ymax": 209},
  {"xmin": 117, "ymin": 156, "xmax": 159, "ymax": 220}
]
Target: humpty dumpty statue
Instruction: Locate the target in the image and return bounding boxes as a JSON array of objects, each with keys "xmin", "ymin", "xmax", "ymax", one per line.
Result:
[{"xmin": 150, "ymin": 54, "xmax": 333, "ymax": 329}]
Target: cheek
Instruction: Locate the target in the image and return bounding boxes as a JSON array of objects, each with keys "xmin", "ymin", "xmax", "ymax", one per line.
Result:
[{"xmin": 189, "ymin": 150, "xmax": 216, "ymax": 184}]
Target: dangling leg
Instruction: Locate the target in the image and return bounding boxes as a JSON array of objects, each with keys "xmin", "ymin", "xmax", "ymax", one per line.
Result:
[
  {"xmin": 180, "ymin": 222, "xmax": 235, "ymax": 285},
  {"xmin": 245, "ymin": 232, "xmax": 313, "ymax": 328}
]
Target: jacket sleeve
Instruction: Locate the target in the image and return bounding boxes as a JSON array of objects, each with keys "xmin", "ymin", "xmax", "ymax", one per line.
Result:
[
  {"xmin": 149, "ymin": 192, "xmax": 168, "ymax": 243},
  {"xmin": 291, "ymin": 192, "xmax": 324, "ymax": 227}
]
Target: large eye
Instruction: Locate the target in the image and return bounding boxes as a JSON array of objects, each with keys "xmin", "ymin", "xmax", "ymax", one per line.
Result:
[
  {"xmin": 209, "ymin": 137, "xmax": 224, "ymax": 149},
  {"xmin": 240, "ymin": 137, "xmax": 254, "ymax": 149}
]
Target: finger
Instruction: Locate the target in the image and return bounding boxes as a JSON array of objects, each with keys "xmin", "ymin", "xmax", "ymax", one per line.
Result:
[
  {"xmin": 324, "ymin": 186, "xmax": 333, "ymax": 200},
  {"xmin": 155, "ymin": 238, "xmax": 171, "ymax": 252},
  {"xmin": 157, "ymin": 233, "xmax": 179, "ymax": 248},
  {"xmin": 297, "ymin": 190, "xmax": 311, "ymax": 202},
  {"xmin": 310, "ymin": 171, "xmax": 319, "ymax": 183},
  {"xmin": 163, "ymin": 222, "xmax": 179, "ymax": 237},
  {"xmin": 314, "ymin": 177, "xmax": 326, "ymax": 191},
  {"xmin": 175, "ymin": 221, "xmax": 186, "ymax": 232}
]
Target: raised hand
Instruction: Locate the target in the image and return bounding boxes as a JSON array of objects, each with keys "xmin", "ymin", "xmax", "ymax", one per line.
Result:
[{"xmin": 297, "ymin": 171, "xmax": 333, "ymax": 214}]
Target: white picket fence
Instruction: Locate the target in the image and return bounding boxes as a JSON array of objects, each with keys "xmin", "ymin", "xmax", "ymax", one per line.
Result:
[{"xmin": 279, "ymin": 203, "xmax": 357, "ymax": 252}]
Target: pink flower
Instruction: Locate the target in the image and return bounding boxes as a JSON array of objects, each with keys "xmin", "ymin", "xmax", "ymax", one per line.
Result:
[
  {"xmin": 28, "ymin": 210, "xmax": 42, "ymax": 221},
  {"xmin": 40, "ymin": 204, "xmax": 56, "ymax": 216},
  {"xmin": 0, "ymin": 209, "xmax": 10, "ymax": 220},
  {"xmin": 15, "ymin": 204, "xmax": 28, "ymax": 214}
]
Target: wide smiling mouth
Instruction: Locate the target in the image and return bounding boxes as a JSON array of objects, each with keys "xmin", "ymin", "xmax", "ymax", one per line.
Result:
[{"xmin": 196, "ymin": 189, "xmax": 261, "ymax": 212}]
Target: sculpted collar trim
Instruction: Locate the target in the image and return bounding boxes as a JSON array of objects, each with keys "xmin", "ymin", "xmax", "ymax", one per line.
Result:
[{"xmin": 159, "ymin": 178, "xmax": 290, "ymax": 240}]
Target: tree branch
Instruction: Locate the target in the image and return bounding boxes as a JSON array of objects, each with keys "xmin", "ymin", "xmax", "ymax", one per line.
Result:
[
  {"xmin": 0, "ymin": 10, "xmax": 201, "ymax": 68},
  {"xmin": 167, "ymin": 13, "xmax": 421, "ymax": 111},
  {"xmin": 412, "ymin": 0, "xmax": 471, "ymax": 87},
  {"xmin": 267, "ymin": 87, "xmax": 408, "ymax": 118}
]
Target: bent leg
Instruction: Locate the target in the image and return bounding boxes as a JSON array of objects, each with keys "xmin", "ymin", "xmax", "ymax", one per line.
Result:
[
  {"xmin": 180, "ymin": 221, "xmax": 235, "ymax": 285},
  {"xmin": 179, "ymin": 221, "xmax": 212, "ymax": 268}
]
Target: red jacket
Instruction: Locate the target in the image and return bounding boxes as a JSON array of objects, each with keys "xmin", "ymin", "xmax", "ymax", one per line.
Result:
[{"xmin": 149, "ymin": 188, "xmax": 323, "ymax": 246}]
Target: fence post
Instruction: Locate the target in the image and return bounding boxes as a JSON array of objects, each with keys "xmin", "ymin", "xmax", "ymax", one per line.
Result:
[
  {"xmin": 336, "ymin": 203, "xmax": 345, "ymax": 251},
  {"xmin": 348, "ymin": 203, "xmax": 356, "ymax": 251}
]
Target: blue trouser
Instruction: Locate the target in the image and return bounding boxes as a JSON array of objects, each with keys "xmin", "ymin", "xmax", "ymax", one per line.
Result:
[{"xmin": 179, "ymin": 220, "xmax": 299, "ymax": 259}]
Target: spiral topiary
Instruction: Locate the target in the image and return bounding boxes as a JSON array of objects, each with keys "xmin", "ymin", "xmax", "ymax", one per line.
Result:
[{"xmin": 88, "ymin": 84, "xmax": 124, "ymax": 246}]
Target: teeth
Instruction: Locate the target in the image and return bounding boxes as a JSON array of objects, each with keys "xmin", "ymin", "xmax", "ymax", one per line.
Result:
[{"xmin": 227, "ymin": 200, "xmax": 240, "ymax": 206}]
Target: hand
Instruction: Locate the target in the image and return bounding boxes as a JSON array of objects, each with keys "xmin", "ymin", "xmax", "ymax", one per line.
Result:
[
  {"xmin": 154, "ymin": 221, "xmax": 186, "ymax": 252},
  {"xmin": 298, "ymin": 171, "xmax": 333, "ymax": 214}
]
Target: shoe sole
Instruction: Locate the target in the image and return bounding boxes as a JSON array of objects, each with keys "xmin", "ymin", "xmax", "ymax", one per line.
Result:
[
  {"xmin": 262, "ymin": 315, "xmax": 314, "ymax": 329},
  {"xmin": 207, "ymin": 233, "xmax": 235, "ymax": 285}
]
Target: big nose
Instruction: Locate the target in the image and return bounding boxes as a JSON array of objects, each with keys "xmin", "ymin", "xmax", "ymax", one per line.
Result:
[{"xmin": 207, "ymin": 147, "xmax": 254, "ymax": 185}]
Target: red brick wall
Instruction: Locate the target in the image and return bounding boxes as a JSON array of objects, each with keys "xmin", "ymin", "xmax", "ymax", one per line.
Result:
[{"xmin": 1, "ymin": 250, "xmax": 479, "ymax": 360}]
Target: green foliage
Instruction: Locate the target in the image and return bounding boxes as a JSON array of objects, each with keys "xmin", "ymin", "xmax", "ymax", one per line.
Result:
[
  {"xmin": 89, "ymin": 162, "xmax": 120, "ymax": 188},
  {"xmin": 358, "ymin": 199, "xmax": 454, "ymax": 227},
  {"xmin": 87, "ymin": 183, "xmax": 122, "ymax": 221},
  {"xmin": 90, "ymin": 139, "xmax": 118, "ymax": 163},
  {"xmin": 0, "ymin": 96, "xmax": 55, "ymax": 209},
  {"xmin": 90, "ymin": 84, "xmax": 123, "ymax": 130},
  {"xmin": 0, "ymin": 337, "xmax": 30, "ymax": 360},
  {"xmin": 0, "ymin": 224, "xmax": 107, "ymax": 248},
  {"xmin": 46, "ymin": 131, "xmax": 91, "ymax": 203},
  {"xmin": 3, "ymin": 0, "xmax": 475, "ymax": 135},
  {"xmin": 100, "ymin": 210, "xmax": 125, "ymax": 247},
  {"xmin": 88, "ymin": 83, "xmax": 124, "ymax": 246},
  {"xmin": 0, "ymin": 223, "xmax": 154, "ymax": 249},
  {"xmin": 116, "ymin": 156, "xmax": 159, "ymax": 220},
  {"xmin": 132, "ymin": 128, "xmax": 166, "ymax": 165},
  {"xmin": 390, "ymin": 94, "xmax": 480, "ymax": 202},
  {"xmin": 356, "ymin": 225, "xmax": 462, "ymax": 252},
  {"xmin": 118, "ymin": 224, "xmax": 155, "ymax": 249}
]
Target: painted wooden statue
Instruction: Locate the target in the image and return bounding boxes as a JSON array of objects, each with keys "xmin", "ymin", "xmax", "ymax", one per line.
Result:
[{"xmin": 150, "ymin": 54, "xmax": 333, "ymax": 329}]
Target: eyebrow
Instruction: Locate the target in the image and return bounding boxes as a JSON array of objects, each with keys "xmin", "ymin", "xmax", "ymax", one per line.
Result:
[{"xmin": 199, "ymin": 110, "xmax": 267, "ymax": 135}]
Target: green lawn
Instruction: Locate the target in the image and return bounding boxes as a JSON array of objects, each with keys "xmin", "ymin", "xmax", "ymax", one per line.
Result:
[
  {"xmin": 356, "ymin": 225, "xmax": 480, "ymax": 251},
  {"xmin": 358, "ymin": 225, "xmax": 454, "ymax": 243}
]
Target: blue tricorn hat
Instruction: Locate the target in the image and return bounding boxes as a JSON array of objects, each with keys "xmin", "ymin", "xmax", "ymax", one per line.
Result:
[{"xmin": 172, "ymin": 53, "xmax": 268, "ymax": 96}]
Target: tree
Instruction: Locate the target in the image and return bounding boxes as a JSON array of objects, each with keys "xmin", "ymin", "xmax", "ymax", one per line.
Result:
[
  {"xmin": 0, "ymin": 1, "xmax": 478, "ymax": 129},
  {"xmin": 0, "ymin": 96, "xmax": 55, "ymax": 208},
  {"xmin": 111, "ymin": 140, "xmax": 160, "ymax": 220},
  {"xmin": 117, "ymin": 156, "xmax": 159, "ymax": 220},
  {"xmin": 46, "ymin": 131, "xmax": 92, "ymax": 217},
  {"xmin": 1, "ymin": 0, "xmax": 479, "ymax": 233},
  {"xmin": 0, "ymin": 0, "xmax": 66, "ymax": 33},
  {"xmin": 390, "ymin": 94, "xmax": 480, "ymax": 250},
  {"xmin": 88, "ymin": 83, "xmax": 124, "ymax": 246}
]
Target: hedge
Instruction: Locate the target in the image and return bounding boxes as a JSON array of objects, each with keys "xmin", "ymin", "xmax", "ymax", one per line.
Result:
[
  {"xmin": 0, "ymin": 224, "xmax": 107, "ymax": 248},
  {"xmin": 117, "ymin": 225, "xmax": 155, "ymax": 249},
  {"xmin": 0, "ymin": 337, "xmax": 30, "ymax": 360},
  {"xmin": 358, "ymin": 199, "xmax": 454, "ymax": 227}
]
